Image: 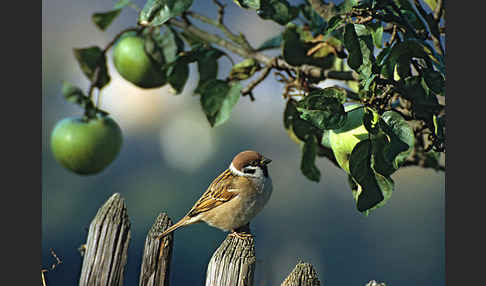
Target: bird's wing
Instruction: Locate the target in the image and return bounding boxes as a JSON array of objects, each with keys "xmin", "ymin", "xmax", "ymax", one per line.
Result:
[{"xmin": 186, "ymin": 169, "xmax": 239, "ymax": 217}]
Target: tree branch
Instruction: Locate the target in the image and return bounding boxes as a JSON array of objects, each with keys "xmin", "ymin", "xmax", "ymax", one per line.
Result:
[
  {"xmin": 168, "ymin": 18, "xmax": 358, "ymax": 83},
  {"xmin": 186, "ymin": 11, "xmax": 254, "ymax": 52},
  {"xmin": 241, "ymin": 59, "xmax": 276, "ymax": 100}
]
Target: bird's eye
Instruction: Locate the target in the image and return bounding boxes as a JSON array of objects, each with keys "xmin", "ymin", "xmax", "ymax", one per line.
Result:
[{"xmin": 243, "ymin": 168, "xmax": 256, "ymax": 174}]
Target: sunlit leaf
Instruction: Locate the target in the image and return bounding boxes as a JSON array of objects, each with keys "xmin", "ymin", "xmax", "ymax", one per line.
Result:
[
  {"xmin": 363, "ymin": 107, "xmax": 380, "ymax": 134},
  {"xmin": 234, "ymin": 0, "xmax": 260, "ymax": 9},
  {"xmin": 366, "ymin": 21, "xmax": 383, "ymax": 48}
]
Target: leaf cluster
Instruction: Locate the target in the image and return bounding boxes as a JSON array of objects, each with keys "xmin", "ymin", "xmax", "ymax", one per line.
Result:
[{"xmin": 62, "ymin": 0, "xmax": 445, "ymax": 214}]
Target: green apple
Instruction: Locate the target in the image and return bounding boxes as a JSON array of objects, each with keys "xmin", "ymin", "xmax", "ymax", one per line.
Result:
[
  {"xmin": 51, "ymin": 116, "xmax": 123, "ymax": 175},
  {"xmin": 113, "ymin": 35, "xmax": 166, "ymax": 88},
  {"xmin": 329, "ymin": 103, "xmax": 368, "ymax": 173}
]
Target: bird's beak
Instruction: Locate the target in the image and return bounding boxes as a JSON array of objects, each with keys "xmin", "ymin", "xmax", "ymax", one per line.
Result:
[{"xmin": 262, "ymin": 157, "xmax": 272, "ymax": 165}]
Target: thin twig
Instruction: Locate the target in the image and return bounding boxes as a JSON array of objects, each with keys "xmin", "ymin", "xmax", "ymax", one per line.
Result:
[
  {"xmin": 41, "ymin": 249, "xmax": 63, "ymax": 286},
  {"xmin": 212, "ymin": 0, "xmax": 225, "ymax": 25},
  {"xmin": 241, "ymin": 59, "xmax": 276, "ymax": 98}
]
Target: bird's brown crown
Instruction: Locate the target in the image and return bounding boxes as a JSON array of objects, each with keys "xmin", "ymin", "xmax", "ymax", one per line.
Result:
[{"xmin": 232, "ymin": 150, "xmax": 266, "ymax": 170}]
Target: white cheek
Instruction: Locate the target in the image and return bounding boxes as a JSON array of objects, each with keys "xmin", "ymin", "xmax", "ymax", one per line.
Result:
[
  {"xmin": 229, "ymin": 163, "xmax": 246, "ymax": 176},
  {"xmin": 229, "ymin": 163, "xmax": 262, "ymax": 178},
  {"xmin": 252, "ymin": 168, "xmax": 264, "ymax": 178}
]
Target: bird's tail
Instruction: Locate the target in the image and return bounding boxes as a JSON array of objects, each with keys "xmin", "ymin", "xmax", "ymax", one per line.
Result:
[{"xmin": 157, "ymin": 216, "xmax": 195, "ymax": 239}]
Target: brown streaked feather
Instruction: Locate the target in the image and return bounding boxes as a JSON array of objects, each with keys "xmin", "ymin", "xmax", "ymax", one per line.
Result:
[{"xmin": 186, "ymin": 169, "xmax": 239, "ymax": 217}]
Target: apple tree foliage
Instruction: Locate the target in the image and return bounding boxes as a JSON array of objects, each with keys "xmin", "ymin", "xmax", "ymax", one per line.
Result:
[{"xmin": 60, "ymin": 0, "xmax": 445, "ymax": 215}]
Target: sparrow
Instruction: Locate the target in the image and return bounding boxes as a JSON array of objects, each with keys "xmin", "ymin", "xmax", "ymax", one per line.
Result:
[{"xmin": 157, "ymin": 150, "xmax": 273, "ymax": 239}]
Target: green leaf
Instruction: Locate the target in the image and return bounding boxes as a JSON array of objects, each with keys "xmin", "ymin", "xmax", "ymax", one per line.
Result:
[
  {"xmin": 349, "ymin": 139, "xmax": 384, "ymax": 212},
  {"xmin": 257, "ymin": 0, "xmax": 299, "ymax": 25},
  {"xmin": 282, "ymin": 24, "xmax": 311, "ymax": 66},
  {"xmin": 200, "ymin": 80, "xmax": 242, "ymax": 127},
  {"xmin": 92, "ymin": 0, "xmax": 131, "ymax": 31},
  {"xmin": 300, "ymin": 2, "xmax": 326, "ymax": 34},
  {"xmin": 424, "ymin": 149, "xmax": 442, "ymax": 171},
  {"xmin": 229, "ymin": 59, "xmax": 261, "ymax": 81},
  {"xmin": 143, "ymin": 33, "xmax": 166, "ymax": 67},
  {"xmin": 167, "ymin": 62, "xmax": 189, "ymax": 94},
  {"xmin": 296, "ymin": 88, "xmax": 347, "ymax": 130},
  {"xmin": 159, "ymin": 27, "xmax": 185, "ymax": 64},
  {"xmin": 380, "ymin": 111, "xmax": 415, "ymax": 168},
  {"xmin": 283, "ymin": 99, "xmax": 298, "ymax": 130},
  {"xmin": 363, "ymin": 107, "xmax": 380, "ymax": 134},
  {"xmin": 73, "ymin": 46, "xmax": 110, "ymax": 89},
  {"xmin": 139, "ymin": 0, "xmax": 194, "ymax": 26},
  {"xmin": 284, "ymin": 99, "xmax": 321, "ymax": 142},
  {"xmin": 61, "ymin": 82, "xmax": 88, "ymax": 104},
  {"xmin": 343, "ymin": 24, "xmax": 362, "ymax": 71},
  {"xmin": 234, "ymin": 0, "xmax": 260, "ymax": 9},
  {"xmin": 349, "ymin": 139, "xmax": 394, "ymax": 213},
  {"xmin": 423, "ymin": 0, "xmax": 438, "ymax": 12},
  {"xmin": 392, "ymin": 0, "xmax": 428, "ymax": 33},
  {"xmin": 160, "ymin": 27, "xmax": 188, "ymax": 94},
  {"xmin": 256, "ymin": 34, "xmax": 283, "ymax": 51},
  {"xmin": 324, "ymin": 15, "xmax": 345, "ymax": 39},
  {"xmin": 61, "ymin": 82, "xmax": 101, "ymax": 116},
  {"xmin": 336, "ymin": 0, "xmax": 358, "ymax": 14},
  {"xmin": 311, "ymin": 86, "xmax": 348, "ymax": 103},
  {"xmin": 383, "ymin": 39, "xmax": 436, "ymax": 79},
  {"xmin": 423, "ymin": 69, "xmax": 445, "ymax": 95},
  {"xmin": 369, "ymin": 134, "xmax": 396, "ymax": 177},
  {"xmin": 402, "ymin": 76, "xmax": 441, "ymax": 120},
  {"xmin": 92, "ymin": 10, "xmax": 122, "ymax": 31},
  {"xmin": 301, "ymin": 135, "xmax": 321, "ymax": 182},
  {"xmin": 196, "ymin": 48, "xmax": 225, "ymax": 92},
  {"xmin": 366, "ymin": 21, "xmax": 383, "ymax": 49},
  {"xmin": 433, "ymin": 114, "xmax": 445, "ymax": 141}
]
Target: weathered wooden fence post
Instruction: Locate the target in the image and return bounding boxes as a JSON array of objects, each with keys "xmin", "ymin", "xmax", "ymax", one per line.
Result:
[
  {"xmin": 281, "ymin": 261, "xmax": 321, "ymax": 286},
  {"xmin": 79, "ymin": 193, "xmax": 131, "ymax": 286},
  {"xmin": 75, "ymin": 192, "xmax": 384, "ymax": 286},
  {"xmin": 205, "ymin": 234, "xmax": 256, "ymax": 286},
  {"xmin": 138, "ymin": 213, "xmax": 174, "ymax": 286}
]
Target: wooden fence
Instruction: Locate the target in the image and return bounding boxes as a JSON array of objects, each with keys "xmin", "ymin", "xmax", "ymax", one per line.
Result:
[{"xmin": 74, "ymin": 193, "xmax": 386, "ymax": 286}]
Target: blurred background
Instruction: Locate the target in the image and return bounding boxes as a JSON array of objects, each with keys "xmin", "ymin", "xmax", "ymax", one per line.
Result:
[{"xmin": 42, "ymin": 0, "xmax": 445, "ymax": 285}]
